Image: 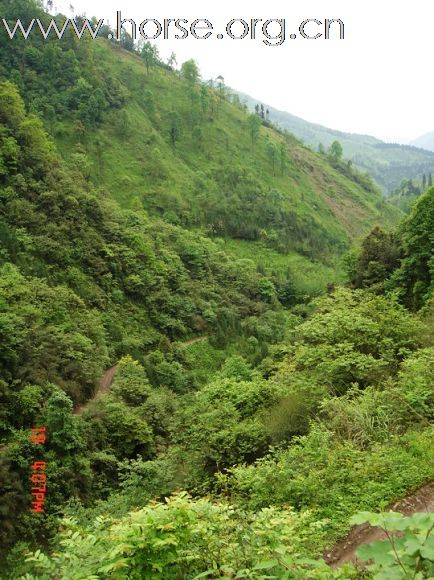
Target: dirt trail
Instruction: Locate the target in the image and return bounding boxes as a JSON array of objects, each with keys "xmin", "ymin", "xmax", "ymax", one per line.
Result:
[
  {"xmin": 74, "ymin": 365, "xmax": 118, "ymax": 415},
  {"xmin": 73, "ymin": 335, "xmax": 207, "ymax": 414},
  {"xmin": 326, "ymin": 481, "xmax": 434, "ymax": 568},
  {"xmin": 99, "ymin": 365, "xmax": 118, "ymax": 393},
  {"xmin": 177, "ymin": 335, "xmax": 208, "ymax": 348}
]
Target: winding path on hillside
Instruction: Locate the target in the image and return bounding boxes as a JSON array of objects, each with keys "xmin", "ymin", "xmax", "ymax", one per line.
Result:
[
  {"xmin": 74, "ymin": 335, "xmax": 208, "ymax": 414},
  {"xmin": 78, "ymin": 336, "xmax": 434, "ymax": 568},
  {"xmin": 74, "ymin": 365, "xmax": 118, "ymax": 415},
  {"xmin": 75, "ymin": 335, "xmax": 432, "ymax": 570},
  {"xmin": 176, "ymin": 335, "xmax": 208, "ymax": 348},
  {"xmin": 98, "ymin": 365, "xmax": 118, "ymax": 394},
  {"xmin": 326, "ymin": 481, "xmax": 434, "ymax": 568}
]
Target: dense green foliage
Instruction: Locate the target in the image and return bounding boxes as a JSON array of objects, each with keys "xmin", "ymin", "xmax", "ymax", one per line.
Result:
[
  {"xmin": 346, "ymin": 226, "xmax": 399, "ymax": 291},
  {"xmin": 389, "ymin": 177, "xmax": 429, "ymax": 213},
  {"xmin": 389, "ymin": 188, "xmax": 434, "ymax": 308},
  {"xmin": 0, "ymin": 1, "xmax": 432, "ymax": 577},
  {"xmin": 348, "ymin": 188, "xmax": 434, "ymax": 309},
  {"xmin": 7, "ymin": 289, "xmax": 434, "ymax": 578},
  {"xmin": 0, "ymin": 78, "xmax": 299, "ymax": 555}
]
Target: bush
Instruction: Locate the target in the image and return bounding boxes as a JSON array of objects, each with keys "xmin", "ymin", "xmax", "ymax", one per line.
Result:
[{"xmin": 23, "ymin": 492, "xmax": 351, "ymax": 579}]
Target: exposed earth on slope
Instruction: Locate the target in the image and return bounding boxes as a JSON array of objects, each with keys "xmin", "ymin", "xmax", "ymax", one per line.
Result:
[
  {"xmin": 74, "ymin": 365, "xmax": 118, "ymax": 415},
  {"xmin": 326, "ymin": 481, "xmax": 434, "ymax": 567},
  {"xmin": 74, "ymin": 337, "xmax": 209, "ymax": 414}
]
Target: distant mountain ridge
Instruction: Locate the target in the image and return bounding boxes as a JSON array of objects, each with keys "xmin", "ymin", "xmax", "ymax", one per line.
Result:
[
  {"xmin": 236, "ymin": 91, "xmax": 434, "ymax": 194},
  {"xmin": 411, "ymin": 131, "xmax": 434, "ymax": 152}
]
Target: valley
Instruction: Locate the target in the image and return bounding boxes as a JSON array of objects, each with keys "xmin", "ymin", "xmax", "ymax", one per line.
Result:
[
  {"xmin": 0, "ymin": 1, "xmax": 432, "ymax": 578},
  {"xmin": 238, "ymin": 90, "xmax": 434, "ymax": 194}
]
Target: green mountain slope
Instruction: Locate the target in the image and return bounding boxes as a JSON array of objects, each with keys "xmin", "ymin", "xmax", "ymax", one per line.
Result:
[
  {"xmin": 51, "ymin": 45, "xmax": 400, "ymax": 258},
  {"xmin": 0, "ymin": 3, "xmax": 400, "ymax": 268},
  {"xmin": 0, "ymin": 0, "xmax": 403, "ymax": 448},
  {"xmin": 238, "ymin": 91, "xmax": 434, "ymax": 193},
  {"xmin": 0, "ymin": 2, "xmax": 433, "ymax": 575},
  {"xmin": 0, "ymin": 0, "xmax": 404, "ymax": 424}
]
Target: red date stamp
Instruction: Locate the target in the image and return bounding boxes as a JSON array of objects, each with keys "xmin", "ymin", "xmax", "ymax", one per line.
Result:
[{"xmin": 30, "ymin": 427, "xmax": 47, "ymax": 513}]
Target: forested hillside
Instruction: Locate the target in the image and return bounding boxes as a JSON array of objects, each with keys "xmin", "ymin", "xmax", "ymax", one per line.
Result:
[
  {"xmin": 238, "ymin": 90, "xmax": 434, "ymax": 194},
  {"xmin": 0, "ymin": 0, "xmax": 400, "ymax": 261},
  {"xmin": 0, "ymin": 0, "xmax": 433, "ymax": 578}
]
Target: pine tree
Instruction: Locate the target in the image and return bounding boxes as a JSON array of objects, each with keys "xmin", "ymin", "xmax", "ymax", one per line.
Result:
[
  {"xmin": 168, "ymin": 111, "xmax": 181, "ymax": 148},
  {"xmin": 266, "ymin": 141, "xmax": 277, "ymax": 175},
  {"xmin": 247, "ymin": 114, "xmax": 261, "ymax": 148},
  {"xmin": 141, "ymin": 42, "xmax": 160, "ymax": 74},
  {"xmin": 280, "ymin": 142, "xmax": 287, "ymax": 176}
]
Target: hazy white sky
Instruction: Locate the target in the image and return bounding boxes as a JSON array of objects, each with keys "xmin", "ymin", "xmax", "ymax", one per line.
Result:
[{"xmin": 56, "ymin": 0, "xmax": 433, "ymax": 142}]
